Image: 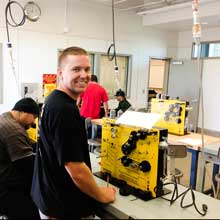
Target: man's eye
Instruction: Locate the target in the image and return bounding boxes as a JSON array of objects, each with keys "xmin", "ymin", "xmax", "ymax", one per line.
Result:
[
  {"xmin": 85, "ymin": 68, "xmax": 90, "ymax": 73},
  {"xmin": 72, "ymin": 68, "xmax": 80, "ymax": 72}
]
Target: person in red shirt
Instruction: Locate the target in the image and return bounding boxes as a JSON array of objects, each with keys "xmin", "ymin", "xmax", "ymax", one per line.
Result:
[{"xmin": 78, "ymin": 74, "xmax": 109, "ymax": 119}]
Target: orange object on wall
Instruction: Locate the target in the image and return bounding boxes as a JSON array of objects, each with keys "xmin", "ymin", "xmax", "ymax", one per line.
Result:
[
  {"xmin": 43, "ymin": 74, "xmax": 57, "ymax": 88},
  {"xmin": 42, "ymin": 74, "xmax": 57, "ymax": 98}
]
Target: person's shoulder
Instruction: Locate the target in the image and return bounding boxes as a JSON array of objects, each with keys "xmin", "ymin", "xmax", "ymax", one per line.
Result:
[
  {"xmin": 0, "ymin": 112, "xmax": 13, "ymax": 123},
  {"xmin": 0, "ymin": 112, "xmax": 7, "ymax": 119},
  {"xmin": 97, "ymin": 84, "xmax": 107, "ymax": 92},
  {"xmin": 45, "ymin": 91, "xmax": 77, "ymax": 114},
  {"xmin": 126, "ymin": 99, "xmax": 131, "ymax": 104}
]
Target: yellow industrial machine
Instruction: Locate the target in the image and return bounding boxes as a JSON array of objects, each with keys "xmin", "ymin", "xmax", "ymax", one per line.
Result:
[
  {"xmin": 44, "ymin": 83, "xmax": 56, "ymax": 98},
  {"xmin": 27, "ymin": 118, "xmax": 38, "ymax": 143},
  {"xmin": 95, "ymin": 118, "xmax": 168, "ymax": 201},
  {"xmin": 150, "ymin": 98, "xmax": 189, "ymax": 135}
]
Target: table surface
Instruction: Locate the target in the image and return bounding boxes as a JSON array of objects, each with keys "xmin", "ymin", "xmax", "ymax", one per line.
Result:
[
  {"xmin": 202, "ymin": 142, "xmax": 220, "ymax": 156},
  {"xmin": 91, "ymin": 153, "xmax": 220, "ymax": 219}
]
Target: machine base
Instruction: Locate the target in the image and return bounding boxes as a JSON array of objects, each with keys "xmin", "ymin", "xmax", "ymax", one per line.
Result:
[{"xmin": 94, "ymin": 171, "xmax": 171, "ymax": 201}]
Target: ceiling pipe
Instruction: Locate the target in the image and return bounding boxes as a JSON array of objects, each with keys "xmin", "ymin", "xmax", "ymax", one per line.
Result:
[
  {"xmin": 118, "ymin": 0, "xmax": 166, "ymax": 11},
  {"xmin": 114, "ymin": 0, "xmax": 128, "ymax": 5},
  {"xmin": 137, "ymin": 0, "xmax": 217, "ymax": 15}
]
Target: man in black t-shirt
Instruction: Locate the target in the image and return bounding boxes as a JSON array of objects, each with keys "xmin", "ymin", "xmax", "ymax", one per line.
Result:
[{"xmin": 31, "ymin": 47, "xmax": 116, "ymax": 218}]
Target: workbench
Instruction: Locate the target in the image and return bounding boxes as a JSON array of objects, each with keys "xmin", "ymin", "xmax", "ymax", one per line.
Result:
[{"xmin": 90, "ymin": 153, "xmax": 220, "ymax": 219}]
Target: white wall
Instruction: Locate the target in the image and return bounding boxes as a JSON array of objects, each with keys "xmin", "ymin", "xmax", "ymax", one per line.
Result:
[
  {"xmin": 0, "ymin": 0, "xmax": 178, "ymax": 113},
  {"xmin": 177, "ymin": 27, "xmax": 220, "ymax": 131},
  {"xmin": 177, "ymin": 27, "xmax": 220, "ymax": 59},
  {"xmin": 198, "ymin": 59, "xmax": 220, "ymax": 131}
]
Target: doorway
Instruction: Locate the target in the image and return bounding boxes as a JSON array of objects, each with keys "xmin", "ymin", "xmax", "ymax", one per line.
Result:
[{"xmin": 147, "ymin": 58, "xmax": 170, "ymax": 103}]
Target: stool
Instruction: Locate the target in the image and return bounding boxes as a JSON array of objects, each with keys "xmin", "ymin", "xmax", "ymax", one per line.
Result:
[
  {"xmin": 174, "ymin": 168, "xmax": 184, "ymax": 184},
  {"xmin": 85, "ymin": 118, "xmax": 102, "ymax": 154},
  {"xmin": 88, "ymin": 138, "xmax": 101, "ymax": 154}
]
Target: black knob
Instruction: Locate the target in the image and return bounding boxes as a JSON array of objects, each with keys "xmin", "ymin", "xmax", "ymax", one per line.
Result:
[
  {"xmin": 138, "ymin": 131, "xmax": 147, "ymax": 140},
  {"xmin": 139, "ymin": 161, "xmax": 151, "ymax": 172},
  {"xmin": 122, "ymin": 138, "xmax": 137, "ymax": 155},
  {"xmin": 129, "ymin": 131, "xmax": 138, "ymax": 141},
  {"xmin": 175, "ymin": 118, "xmax": 182, "ymax": 124},
  {"xmin": 121, "ymin": 156, "xmax": 133, "ymax": 167},
  {"xmin": 122, "ymin": 142, "xmax": 136, "ymax": 155}
]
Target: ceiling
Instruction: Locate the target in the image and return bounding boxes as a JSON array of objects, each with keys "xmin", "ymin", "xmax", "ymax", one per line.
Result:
[
  {"xmin": 83, "ymin": 0, "xmax": 192, "ymax": 13},
  {"xmin": 81, "ymin": 0, "xmax": 220, "ymax": 31}
]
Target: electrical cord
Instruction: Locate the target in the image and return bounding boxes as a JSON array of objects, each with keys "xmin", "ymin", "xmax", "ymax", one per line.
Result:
[
  {"xmin": 193, "ymin": 2, "xmax": 218, "ymax": 199},
  {"xmin": 5, "ymin": 0, "xmax": 26, "ymax": 95},
  {"xmin": 107, "ymin": 0, "xmax": 118, "ymax": 69},
  {"xmin": 161, "ymin": 180, "xmax": 208, "ymax": 216},
  {"xmin": 5, "ymin": 0, "xmax": 26, "ymax": 43}
]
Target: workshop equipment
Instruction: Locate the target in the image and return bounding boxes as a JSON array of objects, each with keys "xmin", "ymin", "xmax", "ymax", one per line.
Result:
[
  {"xmin": 151, "ymin": 98, "xmax": 189, "ymax": 135},
  {"xmin": 94, "ymin": 118, "xmax": 169, "ymax": 201}
]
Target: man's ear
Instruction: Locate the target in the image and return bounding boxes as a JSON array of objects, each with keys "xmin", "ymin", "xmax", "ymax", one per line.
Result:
[{"xmin": 57, "ymin": 68, "xmax": 63, "ymax": 80}]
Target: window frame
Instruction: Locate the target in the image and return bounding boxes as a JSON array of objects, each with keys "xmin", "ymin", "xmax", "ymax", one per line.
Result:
[
  {"xmin": 89, "ymin": 51, "xmax": 132, "ymax": 99},
  {"xmin": 191, "ymin": 40, "xmax": 220, "ymax": 59}
]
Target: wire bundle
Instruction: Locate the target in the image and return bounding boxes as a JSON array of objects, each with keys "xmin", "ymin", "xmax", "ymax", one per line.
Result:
[
  {"xmin": 5, "ymin": 0, "xmax": 26, "ymax": 43},
  {"xmin": 161, "ymin": 180, "xmax": 208, "ymax": 216}
]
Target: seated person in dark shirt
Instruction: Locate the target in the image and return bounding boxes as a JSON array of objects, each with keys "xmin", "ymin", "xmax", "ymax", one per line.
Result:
[
  {"xmin": 0, "ymin": 98, "xmax": 40, "ymax": 219},
  {"xmin": 115, "ymin": 89, "xmax": 132, "ymax": 115}
]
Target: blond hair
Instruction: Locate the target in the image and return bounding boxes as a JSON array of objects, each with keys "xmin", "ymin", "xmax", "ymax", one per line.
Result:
[{"xmin": 58, "ymin": 46, "xmax": 88, "ymax": 68}]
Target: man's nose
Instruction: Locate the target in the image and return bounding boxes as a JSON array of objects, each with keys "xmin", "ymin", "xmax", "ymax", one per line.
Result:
[{"xmin": 80, "ymin": 69, "xmax": 89, "ymax": 78}]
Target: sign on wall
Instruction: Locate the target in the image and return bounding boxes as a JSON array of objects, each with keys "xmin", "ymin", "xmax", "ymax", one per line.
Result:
[{"xmin": 42, "ymin": 74, "xmax": 57, "ymax": 98}]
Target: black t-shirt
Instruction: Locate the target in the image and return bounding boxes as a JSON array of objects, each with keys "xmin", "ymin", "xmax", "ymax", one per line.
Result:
[{"xmin": 31, "ymin": 90, "xmax": 96, "ymax": 218}]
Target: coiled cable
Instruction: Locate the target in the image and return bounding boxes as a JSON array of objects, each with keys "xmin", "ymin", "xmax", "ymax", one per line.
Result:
[
  {"xmin": 5, "ymin": 0, "xmax": 26, "ymax": 42},
  {"xmin": 161, "ymin": 180, "xmax": 208, "ymax": 216},
  {"xmin": 107, "ymin": 0, "xmax": 118, "ymax": 69}
]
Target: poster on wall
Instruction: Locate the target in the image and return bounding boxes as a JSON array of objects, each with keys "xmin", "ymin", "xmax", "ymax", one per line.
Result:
[{"xmin": 42, "ymin": 74, "xmax": 57, "ymax": 98}]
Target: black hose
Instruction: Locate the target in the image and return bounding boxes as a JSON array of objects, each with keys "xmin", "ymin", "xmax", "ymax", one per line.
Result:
[
  {"xmin": 107, "ymin": 0, "xmax": 118, "ymax": 68},
  {"xmin": 5, "ymin": 0, "xmax": 26, "ymax": 42},
  {"xmin": 161, "ymin": 181, "xmax": 208, "ymax": 216}
]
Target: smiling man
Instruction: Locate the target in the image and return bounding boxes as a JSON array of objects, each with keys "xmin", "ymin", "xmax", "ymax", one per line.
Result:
[{"xmin": 31, "ymin": 47, "xmax": 116, "ymax": 219}]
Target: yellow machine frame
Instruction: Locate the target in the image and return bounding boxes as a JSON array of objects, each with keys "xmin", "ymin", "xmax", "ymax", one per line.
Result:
[
  {"xmin": 27, "ymin": 118, "xmax": 38, "ymax": 143},
  {"xmin": 151, "ymin": 98, "xmax": 189, "ymax": 135},
  {"xmin": 96, "ymin": 118, "xmax": 168, "ymax": 200}
]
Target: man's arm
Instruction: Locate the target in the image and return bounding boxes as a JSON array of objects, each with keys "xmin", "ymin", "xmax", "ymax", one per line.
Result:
[
  {"xmin": 65, "ymin": 161, "xmax": 116, "ymax": 203},
  {"xmin": 103, "ymin": 102, "xmax": 108, "ymax": 117}
]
